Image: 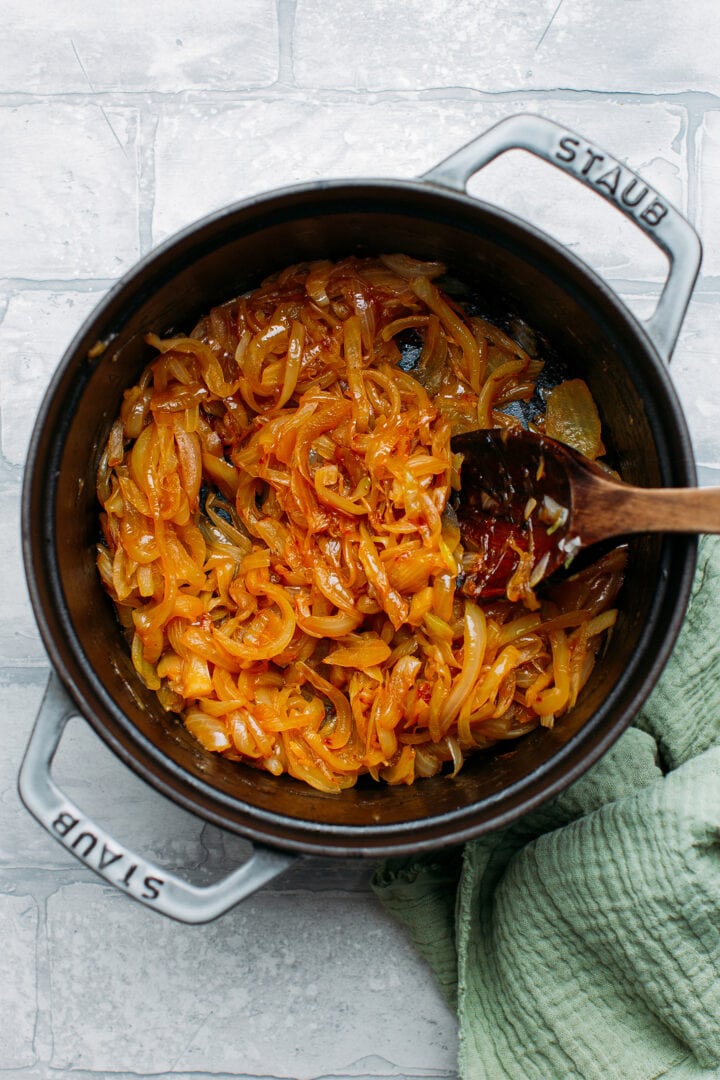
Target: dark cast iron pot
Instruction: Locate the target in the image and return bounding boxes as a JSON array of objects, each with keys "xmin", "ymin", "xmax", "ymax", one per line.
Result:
[{"xmin": 19, "ymin": 114, "xmax": 701, "ymax": 922}]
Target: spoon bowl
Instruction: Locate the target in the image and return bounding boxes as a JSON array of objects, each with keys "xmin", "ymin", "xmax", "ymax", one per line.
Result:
[{"xmin": 451, "ymin": 427, "xmax": 720, "ymax": 597}]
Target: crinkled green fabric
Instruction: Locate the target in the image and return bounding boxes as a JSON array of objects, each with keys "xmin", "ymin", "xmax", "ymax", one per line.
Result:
[{"xmin": 372, "ymin": 536, "xmax": 720, "ymax": 1080}]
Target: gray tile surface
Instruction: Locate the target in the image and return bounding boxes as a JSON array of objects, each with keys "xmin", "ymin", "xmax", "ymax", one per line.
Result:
[
  {"xmin": 2, "ymin": 1, "xmax": 720, "ymax": 1077},
  {"xmin": 45, "ymin": 883, "xmax": 454, "ymax": 1075},
  {"xmin": 0, "ymin": 104, "xmax": 141, "ymax": 278}
]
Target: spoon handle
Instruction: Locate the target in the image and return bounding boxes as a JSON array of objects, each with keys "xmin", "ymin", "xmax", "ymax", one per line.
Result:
[{"xmin": 575, "ymin": 481, "xmax": 720, "ymax": 544}]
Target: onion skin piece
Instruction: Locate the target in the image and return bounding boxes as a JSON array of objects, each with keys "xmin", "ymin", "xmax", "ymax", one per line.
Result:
[{"xmin": 545, "ymin": 378, "xmax": 604, "ymax": 460}]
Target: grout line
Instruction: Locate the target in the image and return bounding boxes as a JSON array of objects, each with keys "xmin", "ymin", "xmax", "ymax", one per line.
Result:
[
  {"xmin": 0, "ymin": 665, "xmax": 51, "ymax": 683},
  {"xmin": 137, "ymin": 109, "xmax": 159, "ymax": 256},
  {"xmin": 0, "ymin": 86, "xmax": 718, "ymax": 109},
  {"xmin": 31, "ymin": 890, "xmax": 55, "ymax": 1066},
  {"xmin": 0, "ymin": 1068, "xmax": 458, "ymax": 1080},
  {"xmin": 0, "ymin": 278, "xmax": 118, "ymax": 292},
  {"xmin": 275, "ymin": 0, "xmax": 298, "ymax": 89},
  {"xmin": 684, "ymin": 102, "xmax": 704, "ymax": 230}
]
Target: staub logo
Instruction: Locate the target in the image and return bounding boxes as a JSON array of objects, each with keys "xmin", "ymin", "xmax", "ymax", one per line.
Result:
[
  {"xmin": 554, "ymin": 135, "xmax": 668, "ymax": 228},
  {"xmin": 53, "ymin": 810, "xmax": 165, "ymax": 901}
]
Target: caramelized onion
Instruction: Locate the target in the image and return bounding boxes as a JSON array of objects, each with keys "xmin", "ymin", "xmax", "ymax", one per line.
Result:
[{"xmin": 97, "ymin": 255, "xmax": 624, "ymax": 791}]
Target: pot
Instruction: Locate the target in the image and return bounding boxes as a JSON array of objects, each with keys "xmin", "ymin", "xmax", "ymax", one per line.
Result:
[{"xmin": 19, "ymin": 114, "xmax": 701, "ymax": 923}]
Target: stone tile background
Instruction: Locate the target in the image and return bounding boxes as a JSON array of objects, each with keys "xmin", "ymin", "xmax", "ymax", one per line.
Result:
[{"xmin": 1, "ymin": 2, "xmax": 719, "ymax": 1078}]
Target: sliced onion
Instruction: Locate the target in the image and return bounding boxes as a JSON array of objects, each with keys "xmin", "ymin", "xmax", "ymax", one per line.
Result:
[{"xmin": 438, "ymin": 600, "xmax": 487, "ymax": 734}]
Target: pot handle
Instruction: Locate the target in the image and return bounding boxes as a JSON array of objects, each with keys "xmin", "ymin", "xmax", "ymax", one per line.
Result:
[
  {"xmin": 422, "ymin": 113, "xmax": 701, "ymax": 360},
  {"xmin": 18, "ymin": 672, "xmax": 298, "ymax": 923}
]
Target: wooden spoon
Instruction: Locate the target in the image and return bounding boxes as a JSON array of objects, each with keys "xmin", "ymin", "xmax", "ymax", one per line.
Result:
[{"xmin": 451, "ymin": 427, "xmax": 720, "ymax": 598}]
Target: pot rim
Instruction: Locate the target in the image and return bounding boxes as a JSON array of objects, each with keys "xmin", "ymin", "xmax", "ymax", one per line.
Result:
[{"xmin": 22, "ymin": 174, "xmax": 699, "ymax": 856}]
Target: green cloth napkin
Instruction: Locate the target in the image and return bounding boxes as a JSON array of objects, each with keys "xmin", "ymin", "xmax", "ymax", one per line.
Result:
[{"xmin": 372, "ymin": 536, "xmax": 720, "ymax": 1080}]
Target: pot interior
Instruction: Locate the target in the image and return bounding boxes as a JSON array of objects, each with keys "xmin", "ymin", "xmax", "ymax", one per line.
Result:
[{"xmin": 26, "ymin": 181, "xmax": 697, "ymax": 855}]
